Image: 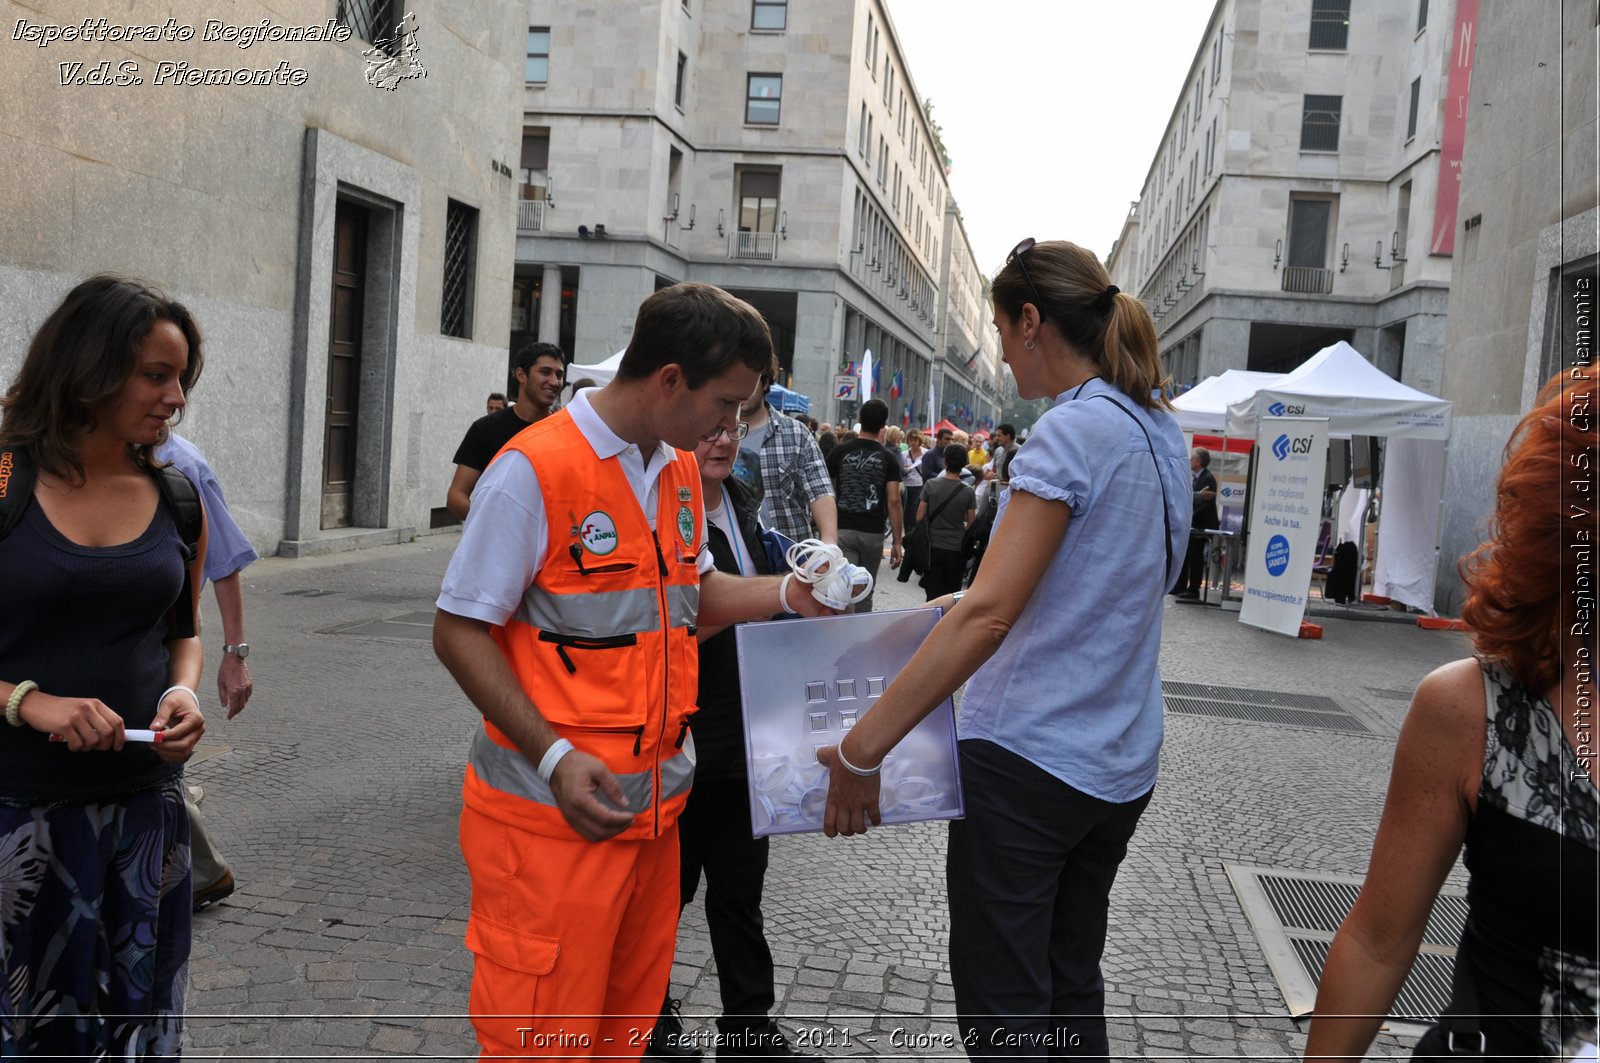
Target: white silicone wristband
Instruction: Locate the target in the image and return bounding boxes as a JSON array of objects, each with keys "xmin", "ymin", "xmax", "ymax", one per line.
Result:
[
  {"xmin": 779, "ymin": 572, "xmax": 797, "ymax": 613},
  {"xmin": 156, "ymin": 684, "xmax": 198, "ymax": 714},
  {"xmin": 537, "ymin": 738, "xmax": 575, "ymax": 784},
  {"xmin": 835, "ymin": 740, "xmax": 882, "ymax": 777}
]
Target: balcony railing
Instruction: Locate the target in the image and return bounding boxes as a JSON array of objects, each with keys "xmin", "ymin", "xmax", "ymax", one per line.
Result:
[
  {"xmin": 517, "ymin": 199, "xmax": 545, "ymax": 233},
  {"xmin": 731, "ymin": 231, "xmax": 778, "ymax": 260},
  {"xmin": 1281, "ymin": 266, "xmax": 1334, "ymax": 294}
]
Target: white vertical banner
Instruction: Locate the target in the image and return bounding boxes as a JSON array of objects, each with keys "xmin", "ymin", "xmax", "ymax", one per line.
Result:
[
  {"xmin": 927, "ymin": 379, "xmax": 938, "ymax": 430},
  {"xmin": 861, "ymin": 349, "xmax": 874, "ymax": 402},
  {"xmin": 1239, "ymin": 417, "xmax": 1329, "ymax": 637}
]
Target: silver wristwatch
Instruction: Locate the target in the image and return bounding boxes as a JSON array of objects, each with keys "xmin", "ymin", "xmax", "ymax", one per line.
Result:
[{"xmin": 223, "ymin": 643, "xmax": 250, "ymax": 659}]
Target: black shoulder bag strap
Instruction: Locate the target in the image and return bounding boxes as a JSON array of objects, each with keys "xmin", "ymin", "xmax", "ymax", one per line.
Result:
[
  {"xmin": 1088, "ymin": 395, "xmax": 1176, "ymax": 588},
  {"xmin": 153, "ymin": 463, "xmax": 203, "ymax": 641},
  {"xmin": 923, "ymin": 484, "xmax": 961, "ymax": 526}
]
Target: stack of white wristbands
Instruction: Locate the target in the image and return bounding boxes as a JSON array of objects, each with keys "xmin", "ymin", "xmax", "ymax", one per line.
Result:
[
  {"xmin": 780, "ymin": 539, "xmax": 873, "ymax": 612},
  {"xmin": 539, "ymin": 541, "xmax": 873, "ymax": 786}
]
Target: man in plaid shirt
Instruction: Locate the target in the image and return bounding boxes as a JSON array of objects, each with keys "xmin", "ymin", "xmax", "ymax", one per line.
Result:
[{"xmin": 732, "ymin": 360, "xmax": 837, "ymax": 544}]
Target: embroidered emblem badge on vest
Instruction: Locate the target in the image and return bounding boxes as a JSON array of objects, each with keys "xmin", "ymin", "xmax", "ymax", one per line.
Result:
[
  {"xmin": 579, "ymin": 511, "xmax": 619, "ymax": 555},
  {"xmin": 676, "ymin": 506, "xmax": 694, "ymax": 548}
]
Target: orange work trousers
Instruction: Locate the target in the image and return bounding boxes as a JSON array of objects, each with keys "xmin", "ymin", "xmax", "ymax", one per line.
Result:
[{"xmin": 460, "ymin": 804, "xmax": 681, "ymax": 1058}]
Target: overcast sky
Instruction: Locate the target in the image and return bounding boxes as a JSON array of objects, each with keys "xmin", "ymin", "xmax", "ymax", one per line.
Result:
[{"xmin": 886, "ymin": 0, "xmax": 1219, "ymax": 276}]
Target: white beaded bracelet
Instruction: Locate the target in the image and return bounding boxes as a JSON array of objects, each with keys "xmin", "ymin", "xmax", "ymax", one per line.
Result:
[
  {"xmin": 537, "ymin": 738, "xmax": 575, "ymax": 784},
  {"xmin": 835, "ymin": 741, "xmax": 882, "ymax": 778}
]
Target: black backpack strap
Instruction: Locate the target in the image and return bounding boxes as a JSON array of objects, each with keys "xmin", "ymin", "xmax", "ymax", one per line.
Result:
[
  {"xmin": 1089, "ymin": 395, "xmax": 1176, "ymax": 588},
  {"xmin": 0, "ymin": 447, "xmax": 39, "ymax": 541},
  {"xmin": 151, "ymin": 463, "xmax": 204, "ymax": 641}
]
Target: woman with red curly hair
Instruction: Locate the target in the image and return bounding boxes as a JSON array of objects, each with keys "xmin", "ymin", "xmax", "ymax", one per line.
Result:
[{"xmin": 1305, "ymin": 373, "xmax": 1598, "ymax": 1061}]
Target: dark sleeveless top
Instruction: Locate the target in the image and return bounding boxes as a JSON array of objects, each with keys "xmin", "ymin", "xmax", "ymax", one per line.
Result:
[
  {"xmin": 1455, "ymin": 663, "xmax": 1598, "ymax": 1058},
  {"xmin": 0, "ymin": 496, "xmax": 187, "ymax": 803}
]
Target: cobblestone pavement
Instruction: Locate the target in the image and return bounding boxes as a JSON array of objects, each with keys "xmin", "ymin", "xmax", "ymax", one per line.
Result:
[{"xmin": 182, "ymin": 531, "xmax": 1469, "ymax": 1059}]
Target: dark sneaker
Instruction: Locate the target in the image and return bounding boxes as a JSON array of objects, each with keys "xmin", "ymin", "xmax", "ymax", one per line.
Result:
[
  {"xmin": 192, "ymin": 869, "xmax": 235, "ymax": 912},
  {"xmin": 716, "ymin": 1021, "xmax": 819, "ymax": 1060},
  {"xmin": 644, "ymin": 997, "xmax": 703, "ymax": 1060}
]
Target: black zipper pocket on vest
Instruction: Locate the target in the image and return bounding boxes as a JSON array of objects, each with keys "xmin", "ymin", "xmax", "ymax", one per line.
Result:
[
  {"xmin": 569, "ymin": 542, "xmax": 634, "ymax": 576},
  {"xmin": 538, "ymin": 630, "xmax": 639, "ymax": 674},
  {"xmin": 577, "ymin": 723, "xmax": 646, "ymax": 756}
]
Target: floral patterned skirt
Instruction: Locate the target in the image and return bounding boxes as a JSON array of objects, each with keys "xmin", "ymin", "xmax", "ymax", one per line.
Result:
[{"xmin": 0, "ymin": 777, "xmax": 191, "ymax": 1059}]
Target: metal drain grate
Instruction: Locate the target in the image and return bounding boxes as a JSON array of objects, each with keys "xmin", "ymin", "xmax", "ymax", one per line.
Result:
[
  {"xmin": 330, "ymin": 610, "xmax": 435, "ymax": 641},
  {"xmin": 1228, "ymin": 864, "xmax": 1466, "ymax": 1024},
  {"xmin": 1162, "ymin": 682, "xmax": 1370, "ymax": 734}
]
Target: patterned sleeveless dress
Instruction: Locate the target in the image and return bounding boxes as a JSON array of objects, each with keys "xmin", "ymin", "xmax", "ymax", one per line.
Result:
[{"xmin": 1452, "ymin": 663, "xmax": 1599, "ymax": 1058}]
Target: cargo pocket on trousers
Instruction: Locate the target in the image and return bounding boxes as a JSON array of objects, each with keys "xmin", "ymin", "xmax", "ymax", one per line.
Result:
[{"xmin": 466, "ymin": 912, "xmax": 560, "ymax": 1019}]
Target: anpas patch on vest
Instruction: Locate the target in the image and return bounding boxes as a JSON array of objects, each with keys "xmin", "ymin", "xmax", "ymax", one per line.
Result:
[
  {"xmin": 678, "ymin": 486, "xmax": 693, "ymax": 502},
  {"xmin": 579, "ymin": 511, "xmax": 619, "ymax": 555},
  {"xmin": 676, "ymin": 506, "xmax": 694, "ymax": 548}
]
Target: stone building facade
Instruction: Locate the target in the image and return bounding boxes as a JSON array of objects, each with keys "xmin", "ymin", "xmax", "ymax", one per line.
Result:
[
  {"xmin": 0, "ymin": 0, "xmax": 526, "ymax": 555},
  {"xmin": 1433, "ymin": 0, "xmax": 1596, "ymax": 610},
  {"xmin": 1124, "ymin": 0, "xmax": 1460, "ymax": 396},
  {"xmin": 513, "ymin": 0, "xmax": 1001, "ymax": 431}
]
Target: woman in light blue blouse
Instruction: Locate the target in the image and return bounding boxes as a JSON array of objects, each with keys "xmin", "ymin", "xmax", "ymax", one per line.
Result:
[{"xmin": 821, "ymin": 239, "xmax": 1191, "ymax": 1061}]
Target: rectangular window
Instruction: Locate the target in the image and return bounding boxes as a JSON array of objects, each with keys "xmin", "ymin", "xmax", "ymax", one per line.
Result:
[
  {"xmin": 520, "ymin": 130, "xmax": 550, "ymax": 198},
  {"xmin": 746, "ymin": 74, "xmax": 782, "ymax": 124},
  {"xmin": 878, "ymin": 138, "xmax": 888, "ymax": 188},
  {"xmin": 859, "ymin": 102, "xmax": 869, "ymax": 155},
  {"xmin": 1309, "ymin": 0, "xmax": 1350, "ymax": 50},
  {"xmin": 1300, "ymin": 94, "xmax": 1342, "ymax": 151},
  {"xmin": 1212, "ymin": 35, "xmax": 1222, "ymax": 83},
  {"xmin": 752, "ymin": 0, "xmax": 786, "ymax": 31},
  {"xmin": 865, "ymin": 14, "xmax": 874, "ymax": 69},
  {"xmin": 1208, "ymin": 116, "xmax": 1218, "ymax": 172},
  {"xmin": 1406, "ymin": 77, "xmax": 1421, "ymax": 140},
  {"xmin": 441, "ymin": 199, "xmax": 478, "ymax": 339},
  {"xmin": 675, "ymin": 52, "xmax": 687, "ymax": 108},
  {"xmin": 526, "ymin": 26, "xmax": 549, "ymax": 83},
  {"xmin": 1188, "ymin": 155, "xmax": 1198, "ymax": 202},
  {"xmin": 337, "ymin": 0, "xmax": 403, "ymax": 47},
  {"xmin": 1417, "ymin": 0, "xmax": 1428, "ymax": 32},
  {"xmin": 738, "ymin": 170, "xmax": 781, "ymax": 233},
  {"xmin": 1287, "ymin": 196, "xmax": 1332, "ymax": 268}
]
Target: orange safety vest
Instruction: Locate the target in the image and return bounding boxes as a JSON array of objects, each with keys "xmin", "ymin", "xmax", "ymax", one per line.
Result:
[{"xmin": 463, "ymin": 410, "xmax": 704, "ymax": 842}]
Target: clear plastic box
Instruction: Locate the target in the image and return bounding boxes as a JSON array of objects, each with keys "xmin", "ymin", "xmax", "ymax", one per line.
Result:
[{"xmin": 734, "ymin": 607, "xmax": 963, "ymax": 837}]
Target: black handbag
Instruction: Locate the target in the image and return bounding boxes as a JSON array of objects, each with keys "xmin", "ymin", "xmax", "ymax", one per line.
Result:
[{"xmin": 901, "ymin": 485, "xmax": 960, "ymax": 579}]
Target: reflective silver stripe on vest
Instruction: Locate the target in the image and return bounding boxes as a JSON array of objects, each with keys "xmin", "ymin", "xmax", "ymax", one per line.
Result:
[
  {"xmin": 515, "ymin": 583, "xmax": 701, "ymax": 636},
  {"xmin": 665, "ymin": 583, "xmax": 699, "ymax": 631},
  {"xmin": 469, "ymin": 729, "xmax": 654, "ymax": 813},
  {"xmin": 661, "ymin": 729, "xmax": 697, "ymax": 800},
  {"xmin": 516, "ymin": 586, "xmax": 662, "ymax": 638}
]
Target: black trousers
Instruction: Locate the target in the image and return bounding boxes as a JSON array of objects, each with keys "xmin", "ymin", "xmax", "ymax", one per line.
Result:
[
  {"xmin": 1171, "ymin": 530, "xmax": 1210, "ymax": 595},
  {"xmin": 922, "ymin": 545, "xmax": 967, "ymax": 600},
  {"xmin": 678, "ymin": 775, "xmax": 774, "ymax": 1030},
  {"xmin": 947, "ymin": 740, "xmax": 1153, "ymax": 1061}
]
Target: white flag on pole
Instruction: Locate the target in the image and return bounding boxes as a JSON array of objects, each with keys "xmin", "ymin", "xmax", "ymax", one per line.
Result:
[{"xmin": 861, "ymin": 349, "xmax": 874, "ymax": 402}]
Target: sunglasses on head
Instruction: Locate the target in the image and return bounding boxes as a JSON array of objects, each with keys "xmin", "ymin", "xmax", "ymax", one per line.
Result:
[{"xmin": 1007, "ymin": 237, "xmax": 1047, "ymax": 319}]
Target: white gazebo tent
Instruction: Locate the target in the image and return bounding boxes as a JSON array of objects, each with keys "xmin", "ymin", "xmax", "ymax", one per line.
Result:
[
  {"xmin": 1171, "ymin": 370, "xmax": 1287, "ymax": 434},
  {"xmin": 1224, "ymin": 341, "xmax": 1453, "ymax": 613},
  {"xmin": 566, "ymin": 349, "xmax": 624, "ymax": 390}
]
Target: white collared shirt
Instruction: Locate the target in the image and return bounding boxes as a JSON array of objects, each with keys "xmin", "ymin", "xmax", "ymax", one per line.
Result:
[{"xmin": 437, "ymin": 389, "xmax": 713, "ymax": 627}]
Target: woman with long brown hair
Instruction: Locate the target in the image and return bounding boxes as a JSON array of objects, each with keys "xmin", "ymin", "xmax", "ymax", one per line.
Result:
[
  {"xmin": 1305, "ymin": 372, "xmax": 1598, "ymax": 1060},
  {"xmin": 0, "ymin": 275, "xmax": 209, "ymax": 1057},
  {"xmin": 820, "ymin": 239, "xmax": 1190, "ymax": 1060}
]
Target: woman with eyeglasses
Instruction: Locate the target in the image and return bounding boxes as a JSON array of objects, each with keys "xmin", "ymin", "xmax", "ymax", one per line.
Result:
[
  {"xmin": 0, "ymin": 275, "xmax": 210, "ymax": 1057},
  {"xmin": 819, "ymin": 239, "xmax": 1189, "ymax": 1061}
]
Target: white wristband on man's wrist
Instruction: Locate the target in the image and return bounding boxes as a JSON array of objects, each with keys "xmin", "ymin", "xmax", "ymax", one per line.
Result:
[
  {"xmin": 156, "ymin": 684, "xmax": 198, "ymax": 714},
  {"xmin": 538, "ymin": 738, "xmax": 575, "ymax": 784}
]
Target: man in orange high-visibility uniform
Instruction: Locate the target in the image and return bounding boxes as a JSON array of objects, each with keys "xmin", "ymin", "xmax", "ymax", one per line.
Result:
[{"xmin": 434, "ymin": 283, "xmax": 838, "ymax": 1059}]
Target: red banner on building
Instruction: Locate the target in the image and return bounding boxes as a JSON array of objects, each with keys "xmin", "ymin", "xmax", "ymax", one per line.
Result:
[{"xmin": 1432, "ymin": 0, "xmax": 1479, "ymax": 255}]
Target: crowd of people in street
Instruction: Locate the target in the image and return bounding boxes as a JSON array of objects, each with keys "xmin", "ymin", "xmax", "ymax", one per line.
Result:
[{"xmin": 0, "ymin": 255, "xmax": 1593, "ymax": 1062}]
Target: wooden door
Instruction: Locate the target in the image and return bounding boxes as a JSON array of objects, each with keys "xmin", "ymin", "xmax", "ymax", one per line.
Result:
[{"xmin": 322, "ymin": 202, "xmax": 366, "ymax": 529}]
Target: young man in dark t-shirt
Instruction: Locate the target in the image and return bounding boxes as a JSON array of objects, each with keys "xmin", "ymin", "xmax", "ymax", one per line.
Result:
[
  {"xmin": 446, "ymin": 343, "xmax": 567, "ymax": 520},
  {"xmin": 825, "ymin": 397, "xmax": 902, "ymax": 612}
]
